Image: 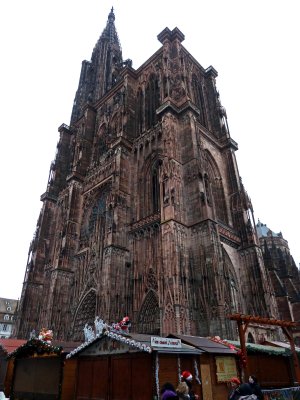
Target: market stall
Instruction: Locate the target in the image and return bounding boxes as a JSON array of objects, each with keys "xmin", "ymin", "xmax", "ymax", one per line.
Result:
[
  {"xmin": 0, "ymin": 339, "xmax": 26, "ymax": 395},
  {"xmin": 67, "ymin": 331, "xmax": 203, "ymax": 400},
  {"xmin": 7, "ymin": 334, "xmax": 80, "ymax": 400},
  {"xmin": 168, "ymin": 334, "xmax": 239, "ymax": 400},
  {"xmin": 226, "ymin": 340, "xmax": 295, "ymax": 388}
]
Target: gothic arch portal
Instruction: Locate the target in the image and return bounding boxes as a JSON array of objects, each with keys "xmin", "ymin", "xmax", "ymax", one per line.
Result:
[
  {"xmin": 137, "ymin": 289, "xmax": 160, "ymax": 335},
  {"xmin": 72, "ymin": 289, "xmax": 96, "ymax": 341}
]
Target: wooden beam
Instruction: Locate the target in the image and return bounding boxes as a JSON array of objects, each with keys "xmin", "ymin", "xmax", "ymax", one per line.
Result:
[
  {"xmin": 237, "ymin": 320, "xmax": 249, "ymax": 379},
  {"xmin": 282, "ymin": 326, "xmax": 300, "ymax": 385},
  {"xmin": 228, "ymin": 313, "xmax": 300, "ymax": 328},
  {"xmin": 228, "ymin": 313, "xmax": 300, "ymax": 385}
]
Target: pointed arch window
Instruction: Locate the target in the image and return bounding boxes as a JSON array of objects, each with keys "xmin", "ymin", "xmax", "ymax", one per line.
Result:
[
  {"xmin": 152, "ymin": 161, "xmax": 161, "ymax": 213},
  {"xmin": 212, "ymin": 177, "xmax": 228, "ymax": 224},
  {"xmin": 204, "ymin": 173, "xmax": 211, "ymax": 206},
  {"xmin": 105, "ymin": 48, "xmax": 112, "ymax": 92},
  {"xmin": 89, "ymin": 193, "xmax": 107, "ymax": 234},
  {"xmin": 204, "ymin": 153, "xmax": 229, "ymax": 225},
  {"xmin": 192, "ymin": 74, "xmax": 207, "ymax": 128},
  {"xmin": 247, "ymin": 332, "xmax": 255, "ymax": 343},
  {"xmin": 73, "ymin": 290, "xmax": 96, "ymax": 341},
  {"xmin": 93, "ymin": 125, "xmax": 108, "ymax": 164},
  {"xmin": 230, "ymin": 278, "xmax": 238, "ymax": 312},
  {"xmin": 145, "ymin": 74, "xmax": 160, "ymax": 130},
  {"xmin": 136, "ymin": 88, "xmax": 144, "ymax": 135},
  {"xmin": 137, "ymin": 290, "xmax": 160, "ymax": 334}
]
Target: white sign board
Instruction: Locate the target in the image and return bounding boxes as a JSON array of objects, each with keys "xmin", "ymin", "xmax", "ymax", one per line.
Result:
[{"xmin": 151, "ymin": 336, "xmax": 182, "ymax": 348}]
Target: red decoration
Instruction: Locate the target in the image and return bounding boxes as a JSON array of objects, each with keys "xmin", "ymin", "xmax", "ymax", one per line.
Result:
[
  {"xmin": 38, "ymin": 327, "xmax": 53, "ymax": 343},
  {"xmin": 210, "ymin": 336, "xmax": 247, "ymax": 369},
  {"xmin": 111, "ymin": 316, "xmax": 131, "ymax": 333}
]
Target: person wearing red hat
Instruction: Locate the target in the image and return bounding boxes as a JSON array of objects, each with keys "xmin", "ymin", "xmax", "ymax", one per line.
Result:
[
  {"xmin": 230, "ymin": 377, "xmax": 240, "ymax": 385},
  {"xmin": 228, "ymin": 377, "xmax": 253, "ymax": 400},
  {"xmin": 180, "ymin": 371, "xmax": 198, "ymax": 400}
]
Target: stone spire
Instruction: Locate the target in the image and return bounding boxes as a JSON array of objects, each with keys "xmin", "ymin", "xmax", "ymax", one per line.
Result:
[{"xmin": 71, "ymin": 8, "xmax": 123, "ymax": 123}]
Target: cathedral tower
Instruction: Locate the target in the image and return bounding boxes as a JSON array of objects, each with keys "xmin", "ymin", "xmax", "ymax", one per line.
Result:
[
  {"xmin": 257, "ymin": 221, "xmax": 300, "ymax": 322},
  {"xmin": 16, "ymin": 10, "xmax": 279, "ymax": 341}
]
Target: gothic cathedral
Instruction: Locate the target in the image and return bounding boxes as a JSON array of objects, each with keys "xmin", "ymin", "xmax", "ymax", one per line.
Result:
[{"xmin": 16, "ymin": 9, "xmax": 281, "ymax": 341}]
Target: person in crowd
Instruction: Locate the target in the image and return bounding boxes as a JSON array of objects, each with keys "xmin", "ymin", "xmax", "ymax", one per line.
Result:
[
  {"xmin": 176, "ymin": 381, "xmax": 190, "ymax": 399},
  {"xmin": 181, "ymin": 371, "xmax": 198, "ymax": 400},
  {"xmin": 248, "ymin": 375, "xmax": 263, "ymax": 400},
  {"xmin": 228, "ymin": 377, "xmax": 253, "ymax": 400},
  {"xmin": 160, "ymin": 382, "xmax": 178, "ymax": 400}
]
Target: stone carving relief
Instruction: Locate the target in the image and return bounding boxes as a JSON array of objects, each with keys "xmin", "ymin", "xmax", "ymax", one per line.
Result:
[
  {"xmin": 173, "ymin": 222, "xmax": 187, "ymax": 237},
  {"xmin": 170, "ymin": 73, "xmax": 186, "ymax": 102},
  {"xmin": 216, "ymin": 91, "xmax": 229, "ymax": 135},
  {"xmin": 104, "ymin": 246, "xmax": 128, "ymax": 258},
  {"xmin": 164, "ymin": 302, "xmax": 175, "ymax": 321},
  {"xmin": 160, "ymin": 156, "xmax": 181, "ymax": 206},
  {"xmin": 162, "ymin": 113, "xmax": 177, "ymax": 156},
  {"xmin": 146, "ymin": 267, "xmax": 158, "ymax": 291},
  {"xmin": 179, "ymin": 306, "xmax": 190, "ymax": 334},
  {"xmin": 162, "ymin": 40, "xmax": 187, "ymax": 103},
  {"xmin": 186, "ymin": 160, "xmax": 201, "ymax": 182}
]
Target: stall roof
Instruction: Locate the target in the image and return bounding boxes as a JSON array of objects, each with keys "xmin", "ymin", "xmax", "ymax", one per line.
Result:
[
  {"xmin": 262, "ymin": 340, "xmax": 300, "ymax": 353},
  {"xmin": 67, "ymin": 331, "xmax": 203, "ymax": 358},
  {"xmin": 168, "ymin": 334, "xmax": 237, "ymax": 355},
  {"xmin": 0, "ymin": 339, "xmax": 27, "ymax": 356},
  {"xmin": 51, "ymin": 340, "xmax": 82, "ymax": 354},
  {"xmin": 7, "ymin": 338, "xmax": 81, "ymax": 359},
  {"xmin": 226, "ymin": 340, "xmax": 292, "ymax": 356},
  {"xmin": 128, "ymin": 333, "xmax": 201, "ymax": 353}
]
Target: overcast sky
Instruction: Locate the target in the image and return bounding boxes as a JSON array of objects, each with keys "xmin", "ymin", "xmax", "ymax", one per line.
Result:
[{"xmin": 0, "ymin": 0, "xmax": 299, "ymax": 300}]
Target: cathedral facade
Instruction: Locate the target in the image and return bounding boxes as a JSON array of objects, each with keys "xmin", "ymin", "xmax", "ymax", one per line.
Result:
[{"xmin": 16, "ymin": 9, "xmax": 280, "ymax": 341}]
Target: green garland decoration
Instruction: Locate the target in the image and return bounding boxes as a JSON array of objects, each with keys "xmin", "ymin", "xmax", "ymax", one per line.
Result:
[
  {"xmin": 8, "ymin": 338, "xmax": 62, "ymax": 359},
  {"xmin": 227, "ymin": 340, "xmax": 292, "ymax": 357}
]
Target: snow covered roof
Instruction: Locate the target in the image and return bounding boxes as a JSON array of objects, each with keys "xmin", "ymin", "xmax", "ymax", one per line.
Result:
[{"xmin": 66, "ymin": 331, "xmax": 203, "ymax": 359}]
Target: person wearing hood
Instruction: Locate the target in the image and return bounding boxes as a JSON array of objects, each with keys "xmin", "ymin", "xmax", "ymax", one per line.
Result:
[
  {"xmin": 160, "ymin": 382, "xmax": 178, "ymax": 400},
  {"xmin": 248, "ymin": 375, "xmax": 263, "ymax": 400}
]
